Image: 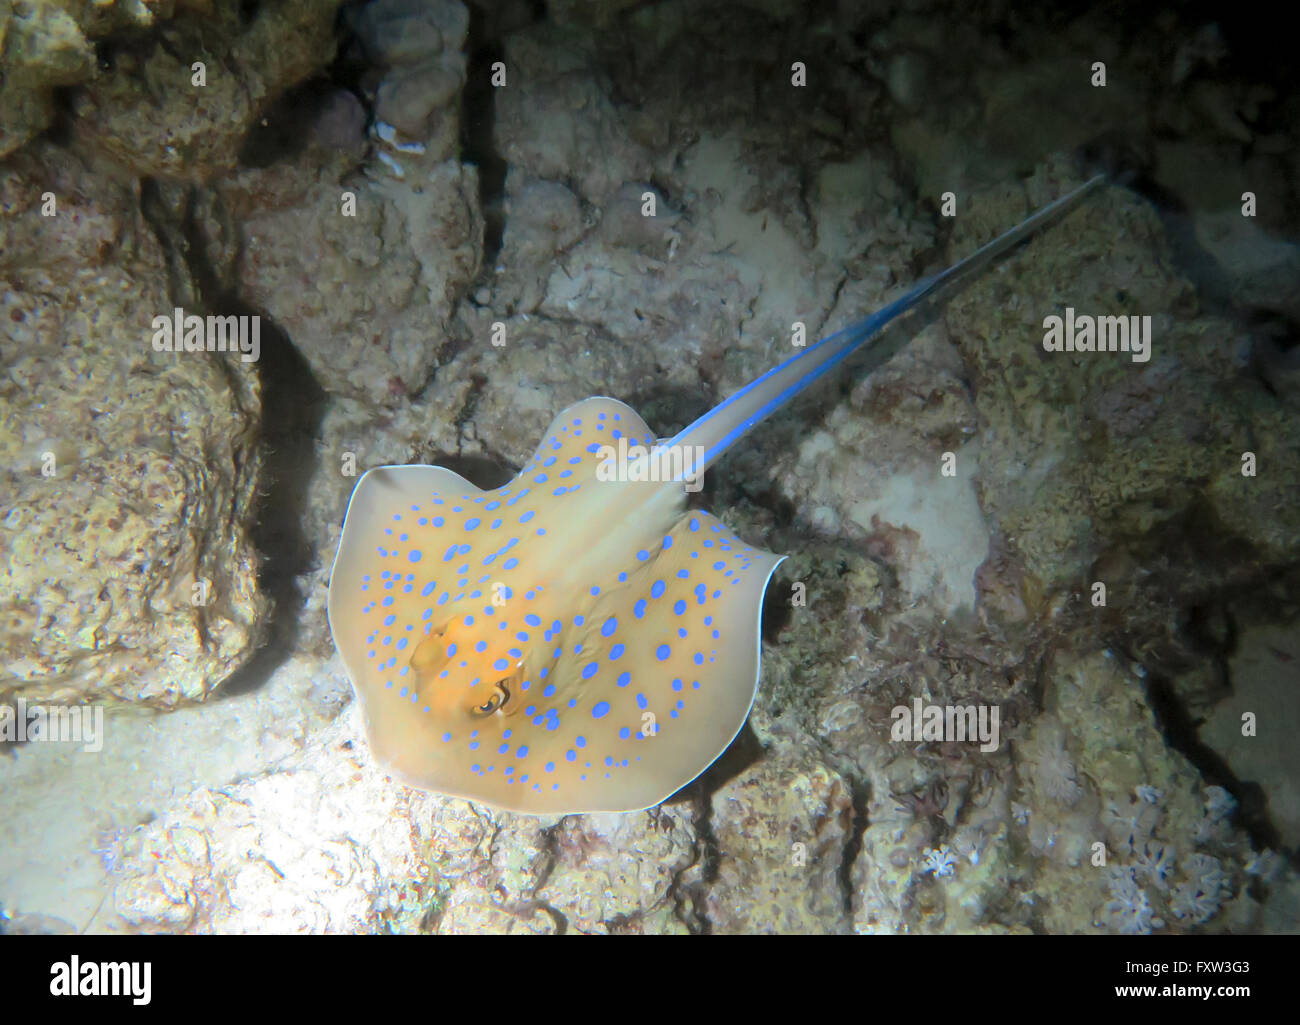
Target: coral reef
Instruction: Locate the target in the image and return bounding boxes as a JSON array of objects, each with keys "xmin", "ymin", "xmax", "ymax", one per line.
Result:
[
  {"xmin": 0, "ymin": 143, "xmax": 267, "ymax": 707},
  {"xmin": 2, "ymin": 0, "xmax": 1297, "ymax": 934}
]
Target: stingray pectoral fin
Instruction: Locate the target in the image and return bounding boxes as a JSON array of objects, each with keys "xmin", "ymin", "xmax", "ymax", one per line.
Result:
[
  {"xmin": 553, "ymin": 509, "xmax": 786, "ymax": 812},
  {"xmin": 522, "ymin": 395, "xmax": 657, "ymax": 488},
  {"xmin": 327, "ymin": 463, "xmax": 490, "ymax": 789}
]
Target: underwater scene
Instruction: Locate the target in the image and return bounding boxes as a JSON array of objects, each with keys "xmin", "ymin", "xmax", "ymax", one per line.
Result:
[{"xmin": 1, "ymin": 0, "xmax": 1297, "ymax": 939}]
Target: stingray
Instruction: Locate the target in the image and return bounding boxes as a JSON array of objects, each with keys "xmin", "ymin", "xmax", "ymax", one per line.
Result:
[{"xmin": 328, "ymin": 177, "xmax": 1102, "ymax": 814}]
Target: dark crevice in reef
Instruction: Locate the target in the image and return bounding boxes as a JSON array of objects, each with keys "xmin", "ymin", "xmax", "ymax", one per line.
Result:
[
  {"xmin": 838, "ymin": 775, "xmax": 872, "ymax": 919},
  {"xmin": 238, "ymin": 6, "xmax": 379, "ymax": 172},
  {"xmin": 1119, "ymin": 166, "xmax": 1298, "ymax": 364},
  {"xmin": 1139, "ymin": 668, "xmax": 1289, "ymax": 864},
  {"xmin": 424, "ymin": 452, "xmax": 515, "ymax": 492},
  {"xmin": 461, "ymin": 2, "xmax": 510, "ymax": 270},
  {"xmin": 217, "ymin": 307, "xmax": 327, "ymax": 698},
  {"xmin": 669, "ymin": 792, "xmax": 723, "ymax": 935},
  {"xmin": 237, "ymin": 76, "xmax": 352, "ymax": 169},
  {"xmin": 453, "ymin": 370, "xmax": 491, "ymax": 454},
  {"xmin": 43, "ymin": 86, "xmax": 81, "ymax": 148},
  {"xmin": 663, "ymin": 727, "xmax": 768, "ymax": 932},
  {"xmin": 139, "ymin": 179, "xmax": 327, "ymax": 698},
  {"xmin": 759, "ymin": 570, "xmax": 793, "ymax": 645}
]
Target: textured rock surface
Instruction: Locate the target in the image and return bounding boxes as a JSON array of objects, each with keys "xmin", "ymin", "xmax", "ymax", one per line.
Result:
[
  {"xmin": 1, "ymin": 0, "xmax": 99, "ymax": 157},
  {"xmin": 72, "ymin": 0, "xmax": 342, "ymax": 181},
  {"xmin": 0, "ymin": 144, "xmax": 267, "ymax": 707},
  {"xmin": 3, "ymin": 0, "xmax": 1298, "ymax": 935},
  {"xmin": 228, "ymin": 159, "xmax": 482, "ymax": 404}
]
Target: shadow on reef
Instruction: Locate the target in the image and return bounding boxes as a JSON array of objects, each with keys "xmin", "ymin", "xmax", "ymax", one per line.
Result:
[
  {"xmin": 136, "ymin": 182, "xmax": 332, "ymax": 699},
  {"xmin": 217, "ymin": 306, "xmax": 328, "ymax": 698}
]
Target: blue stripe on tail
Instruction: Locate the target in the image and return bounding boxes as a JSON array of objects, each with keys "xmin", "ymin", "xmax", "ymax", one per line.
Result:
[{"xmin": 666, "ymin": 175, "xmax": 1105, "ymax": 473}]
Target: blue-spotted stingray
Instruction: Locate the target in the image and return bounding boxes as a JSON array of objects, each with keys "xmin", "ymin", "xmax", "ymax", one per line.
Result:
[{"xmin": 328, "ymin": 176, "xmax": 1102, "ymax": 814}]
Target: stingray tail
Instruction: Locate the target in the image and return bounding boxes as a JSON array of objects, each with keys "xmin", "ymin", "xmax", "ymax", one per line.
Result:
[{"xmin": 665, "ymin": 174, "xmax": 1105, "ymax": 476}]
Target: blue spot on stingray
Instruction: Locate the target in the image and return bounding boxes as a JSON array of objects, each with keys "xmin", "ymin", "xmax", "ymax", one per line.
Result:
[
  {"xmin": 689, "ymin": 517, "xmax": 700, "ymax": 532},
  {"xmin": 503, "ymin": 557, "xmax": 519, "ymax": 570},
  {"xmin": 634, "ymin": 599, "xmax": 647, "ymax": 619},
  {"xmin": 409, "ymin": 550, "xmax": 422, "ymax": 563},
  {"xmin": 609, "ymin": 643, "xmax": 625, "ymax": 660},
  {"xmin": 520, "ymin": 510, "xmax": 535, "ymax": 523},
  {"xmin": 493, "ymin": 658, "xmax": 509, "ymax": 672},
  {"xmin": 582, "ymin": 663, "xmax": 599, "ymax": 680},
  {"xmin": 673, "ymin": 599, "xmax": 686, "ymax": 615},
  {"xmin": 525, "ymin": 613, "xmax": 541, "ymax": 626},
  {"xmin": 601, "ymin": 616, "xmax": 618, "ymax": 637},
  {"xmin": 656, "ymin": 644, "xmax": 671, "ymax": 661},
  {"xmin": 619, "ymin": 727, "xmax": 631, "ymax": 739},
  {"xmin": 592, "ymin": 702, "xmax": 610, "ymax": 719},
  {"xmin": 421, "ymin": 582, "xmax": 436, "ymax": 597},
  {"xmin": 566, "ymin": 750, "xmax": 576, "ymax": 762},
  {"xmin": 651, "ymin": 580, "xmax": 666, "ymax": 599},
  {"xmin": 383, "ymin": 615, "xmax": 396, "ymax": 626},
  {"xmin": 517, "ymin": 745, "xmax": 529, "ymax": 758},
  {"xmin": 617, "ymin": 671, "xmax": 630, "ymax": 688},
  {"xmin": 575, "ymin": 735, "xmax": 587, "ymax": 748}
]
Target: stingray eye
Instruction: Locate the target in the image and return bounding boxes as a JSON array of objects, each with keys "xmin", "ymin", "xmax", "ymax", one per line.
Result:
[{"xmin": 472, "ymin": 683, "xmax": 509, "ymax": 716}]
